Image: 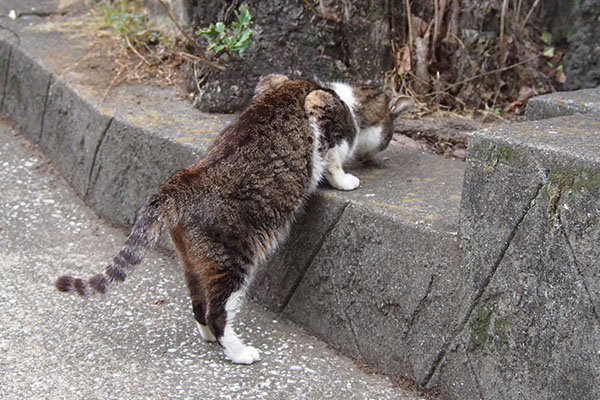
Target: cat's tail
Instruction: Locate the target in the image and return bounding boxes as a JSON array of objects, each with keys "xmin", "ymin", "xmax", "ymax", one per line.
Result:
[{"xmin": 55, "ymin": 187, "xmax": 180, "ymax": 297}]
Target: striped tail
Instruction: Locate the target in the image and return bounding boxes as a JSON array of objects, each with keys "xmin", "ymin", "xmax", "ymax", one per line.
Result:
[{"xmin": 55, "ymin": 191, "xmax": 178, "ymax": 297}]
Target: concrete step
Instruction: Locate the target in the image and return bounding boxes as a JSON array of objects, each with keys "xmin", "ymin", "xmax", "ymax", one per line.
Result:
[
  {"xmin": 525, "ymin": 86, "xmax": 600, "ymax": 120},
  {"xmin": 434, "ymin": 110, "xmax": 600, "ymax": 400},
  {"xmin": 252, "ymin": 148, "xmax": 464, "ymax": 385}
]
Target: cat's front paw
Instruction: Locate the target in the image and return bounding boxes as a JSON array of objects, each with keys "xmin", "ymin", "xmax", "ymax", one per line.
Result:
[
  {"xmin": 329, "ymin": 173, "xmax": 360, "ymax": 191},
  {"xmin": 226, "ymin": 345, "xmax": 261, "ymax": 365}
]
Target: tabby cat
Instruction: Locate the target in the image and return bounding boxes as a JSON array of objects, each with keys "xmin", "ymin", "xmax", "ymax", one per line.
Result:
[{"xmin": 56, "ymin": 74, "xmax": 411, "ymax": 364}]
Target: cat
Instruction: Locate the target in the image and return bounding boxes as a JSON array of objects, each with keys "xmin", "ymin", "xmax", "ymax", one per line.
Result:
[{"xmin": 55, "ymin": 74, "xmax": 412, "ymax": 364}]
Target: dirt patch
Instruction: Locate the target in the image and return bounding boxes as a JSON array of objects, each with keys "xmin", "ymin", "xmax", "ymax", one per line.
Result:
[{"xmin": 34, "ymin": 6, "xmax": 187, "ymax": 98}]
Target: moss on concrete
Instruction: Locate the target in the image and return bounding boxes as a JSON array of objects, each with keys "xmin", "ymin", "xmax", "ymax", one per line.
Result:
[
  {"xmin": 470, "ymin": 303, "xmax": 492, "ymax": 350},
  {"xmin": 494, "ymin": 317, "xmax": 510, "ymax": 347},
  {"xmin": 544, "ymin": 167, "xmax": 600, "ymax": 223},
  {"xmin": 9, "ymin": 74, "xmax": 21, "ymax": 107},
  {"xmin": 548, "ymin": 167, "xmax": 600, "ymax": 194},
  {"xmin": 490, "ymin": 144, "xmax": 516, "ymax": 166},
  {"xmin": 470, "ymin": 141, "xmax": 527, "ymax": 168}
]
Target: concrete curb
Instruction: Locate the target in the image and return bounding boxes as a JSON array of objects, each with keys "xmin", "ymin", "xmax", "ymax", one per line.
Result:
[
  {"xmin": 525, "ymin": 86, "xmax": 600, "ymax": 120},
  {"xmin": 0, "ymin": 11, "xmax": 464, "ymax": 397},
  {"xmin": 4, "ymin": 9, "xmax": 599, "ymax": 400},
  {"xmin": 428, "ymin": 112, "xmax": 600, "ymax": 399}
]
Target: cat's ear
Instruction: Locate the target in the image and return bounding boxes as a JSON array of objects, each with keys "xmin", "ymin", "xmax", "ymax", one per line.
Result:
[
  {"xmin": 254, "ymin": 74, "xmax": 290, "ymax": 98},
  {"xmin": 389, "ymin": 95, "xmax": 414, "ymax": 117}
]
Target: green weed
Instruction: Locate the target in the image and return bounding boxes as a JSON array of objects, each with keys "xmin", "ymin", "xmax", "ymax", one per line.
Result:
[{"xmin": 195, "ymin": 4, "xmax": 252, "ymax": 58}]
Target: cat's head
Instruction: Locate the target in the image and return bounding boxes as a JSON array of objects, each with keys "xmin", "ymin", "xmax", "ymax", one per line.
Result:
[
  {"xmin": 328, "ymin": 82, "xmax": 413, "ymax": 162},
  {"xmin": 254, "ymin": 75, "xmax": 412, "ymax": 161}
]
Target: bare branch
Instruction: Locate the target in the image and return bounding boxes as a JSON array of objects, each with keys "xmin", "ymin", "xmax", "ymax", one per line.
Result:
[
  {"xmin": 438, "ymin": 53, "xmax": 542, "ymax": 92},
  {"xmin": 519, "ymin": 0, "xmax": 540, "ymax": 34}
]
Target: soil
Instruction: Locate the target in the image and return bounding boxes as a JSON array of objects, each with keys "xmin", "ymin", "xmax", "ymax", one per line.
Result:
[{"xmin": 49, "ymin": 6, "xmax": 497, "ymax": 161}]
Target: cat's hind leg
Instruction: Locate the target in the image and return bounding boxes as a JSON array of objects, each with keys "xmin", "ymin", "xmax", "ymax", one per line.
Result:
[
  {"xmin": 171, "ymin": 225, "xmax": 216, "ymax": 342},
  {"xmin": 204, "ymin": 263, "xmax": 260, "ymax": 364},
  {"xmin": 185, "ymin": 270, "xmax": 216, "ymax": 342}
]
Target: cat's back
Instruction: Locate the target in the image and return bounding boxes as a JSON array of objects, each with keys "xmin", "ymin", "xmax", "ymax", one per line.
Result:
[
  {"xmin": 195, "ymin": 80, "xmax": 318, "ymax": 188},
  {"xmin": 175, "ymin": 79, "xmax": 320, "ymax": 229}
]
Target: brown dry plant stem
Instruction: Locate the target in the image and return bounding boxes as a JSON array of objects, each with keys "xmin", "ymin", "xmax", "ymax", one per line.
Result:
[
  {"xmin": 125, "ymin": 34, "xmax": 150, "ymax": 65},
  {"xmin": 437, "ymin": 52, "xmax": 542, "ymax": 93},
  {"xmin": 102, "ymin": 61, "xmax": 127, "ymax": 101},
  {"xmin": 156, "ymin": 0, "xmax": 226, "ymax": 72},
  {"xmin": 498, "ymin": 0, "xmax": 509, "ymax": 71},
  {"xmin": 405, "ymin": 0, "xmax": 413, "ymax": 49},
  {"xmin": 519, "ymin": 0, "xmax": 540, "ymax": 34}
]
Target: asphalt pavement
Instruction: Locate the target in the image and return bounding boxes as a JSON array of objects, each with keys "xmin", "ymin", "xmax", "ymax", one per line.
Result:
[{"xmin": 0, "ymin": 118, "xmax": 422, "ymax": 399}]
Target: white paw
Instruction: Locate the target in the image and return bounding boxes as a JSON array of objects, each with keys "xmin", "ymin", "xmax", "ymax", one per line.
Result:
[
  {"xmin": 225, "ymin": 345, "xmax": 261, "ymax": 365},
  {"xmin": 196, "ymin": 322, "xmax": 217, "ymax": 342},
  {"xmin": 329, "ymin": 173, "xmax": 360, "ymax": 191}
]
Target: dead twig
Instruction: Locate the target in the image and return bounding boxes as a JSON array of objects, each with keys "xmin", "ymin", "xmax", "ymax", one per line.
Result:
[
  {"xmin": 58, "ymin": 52, "xmax": 98, "ymax": 78},
  {"xmin": 433, "ymin": 0, "xmax": 439, "ymax": 44},
  {"xmin": 405, "ymin": 0, "xmax": 413, "ymax": 49},
  {"xmin": 435, "ymin": 53, "xmax": 542, "ymax": 93},
  {"xmin": 319, "ymin": 0, "xmax": 341, "ymax": 23},
  {"xmin": 519, "ymin": 0, "xmax": 540, "ymax": 34},
  {"xmin": 156, "ymin": 0, "xmax": 226, "ymax": 72},
  {"xmin": 102, "ymin": 60, "xmax": 127, "ymax": 101},
  {"xmin": 303, "ymin": 0, "xmax": 340, "ymax": 23},
  {"xmin": 498, "ymin": 0, "xmax": 509, "ymax": 71},
  {"xmin": 125, "ymin": 34, "xmax": 151, "ymax": 65},
  {"xmin": 414, "ymin": 24, "xmax": 431, "ymax": 92},
  {"xmin": 303, "ymin": 0, "xmax": 320, "ymax": 18}
]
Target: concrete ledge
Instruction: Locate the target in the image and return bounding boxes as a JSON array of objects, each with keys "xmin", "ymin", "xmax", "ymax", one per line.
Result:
[
  {"xmin": 8, "ymin": 9, "xmax": 599, "ymax": 400},
  {"xmin": 251, "ymin": 155, "xmax": 466, "ymax": 385},
  {"xmin": 282, "ymin": 202, "xmax": 465, "ymax": 384},
  {"xmin": 0, "ymin": 11, "xmax": 466, "ymax": 396},
  {"xmin": 428, "ymin": 113, "xmax": 600, "ymax": 399},
  {"xmin": 1, "ymin": 44, "xmax": 53, "ymax": 142},
  {"xmin": 525, "ymin": 86, "xmax": 600, "ymax": 120}
]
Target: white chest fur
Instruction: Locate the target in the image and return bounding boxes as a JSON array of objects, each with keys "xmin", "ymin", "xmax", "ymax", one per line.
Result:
[{"xmin": 353, "ymin": 125, "xmax": 383, "ymax": 160}]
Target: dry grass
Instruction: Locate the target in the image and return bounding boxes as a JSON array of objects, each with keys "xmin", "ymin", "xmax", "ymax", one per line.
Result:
[{"xmin": 387, "ymin": 0, "xmax": 561, "ymax": 118}]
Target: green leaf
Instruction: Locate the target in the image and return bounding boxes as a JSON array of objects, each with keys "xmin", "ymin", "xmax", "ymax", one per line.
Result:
[
  {"xmin": 198, "ymin": 4, "xmax": 252, "ymax": 57},
  {"xmin": 541, "ymin": 31, "xmax": 552, "ymax": 45},
  {"xmin": 543, "ymin": 46, "xmax": 555, "ymax": 58},
  {"xmin": 237, "ymin": 29, "xmax": 251, "ymax": 43},
  {"xmin": 236, "ymin": 5, "xmax": 251, "ymax": 25}
]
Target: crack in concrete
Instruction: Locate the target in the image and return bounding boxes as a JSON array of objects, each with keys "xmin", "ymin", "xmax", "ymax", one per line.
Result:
[
  {"xmin": 404, "ymin": 273, "xmax": 435, "ymax": 340},
  {"xmin": 558, "ymin": 209, "xmax": 600, "ymax": 325},
  {"xmin": 467, "ymin": 353, "xmax": 485, "ymax": 399},
  {"xmin": 0, "ymin": 44, "xmax": 12, "ymax": 113},
  {"xmin": 38, "ymin": 74, "xmax": 53, "ymax": 144},
  {"xmin": 0, "ymin": 26, "xmax": 22, "ymax": 46},
  {"xmin": 278, "ymin": 200, "xmax": 349, "ymax": 312},
  {"xmin": 343, "ymin": 305, "xmax": 364, "ymax": 360},
  {"xmin": 422, "ymin": 181, "xmax": 545, "ymax": 387},
  {"xmin": 85, "ymin": 116, "xmax": 113, "ymax": 198}
]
